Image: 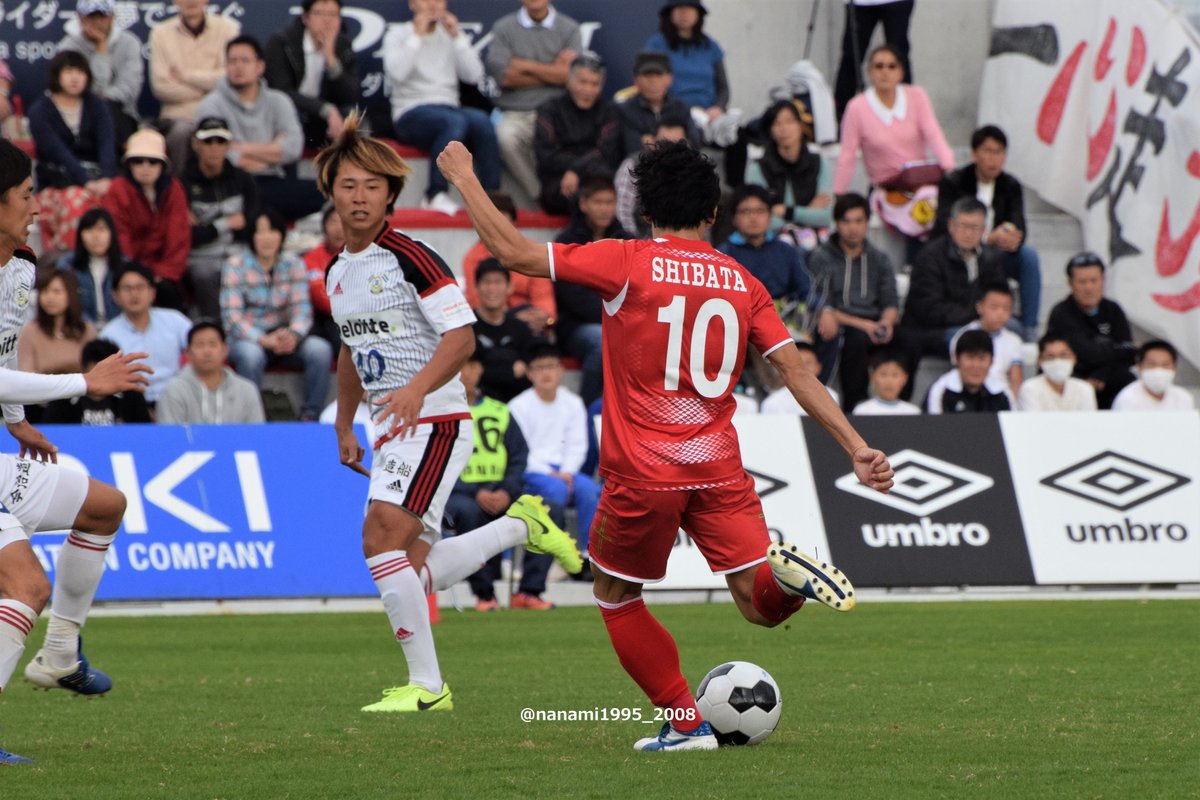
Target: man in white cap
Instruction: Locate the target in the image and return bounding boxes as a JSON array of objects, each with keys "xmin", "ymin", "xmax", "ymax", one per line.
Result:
[{"xmin": 58, "ymin": 0, "xmax": 145, "ymax": 149}]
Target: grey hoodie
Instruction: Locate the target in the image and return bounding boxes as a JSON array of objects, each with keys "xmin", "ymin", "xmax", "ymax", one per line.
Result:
[
  {"xmin": 807, "ymin": 234, "xmax": 900, "ymax": 321},
  {"xmin": 157, "ymin": 365, "xmax": 266, "ymax": 425},
  {"xmin": 195, "ymin": 78, "xmax": 304, "ymax": 178},
  {"xmin": 58, "ymin": 27, "xmax": 145, "ymax": 118}
]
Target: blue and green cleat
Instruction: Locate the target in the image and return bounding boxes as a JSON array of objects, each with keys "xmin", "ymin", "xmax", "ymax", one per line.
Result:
[{"xmin": 767, "ymin": 543, "xmax": 856, "ymax": 611}]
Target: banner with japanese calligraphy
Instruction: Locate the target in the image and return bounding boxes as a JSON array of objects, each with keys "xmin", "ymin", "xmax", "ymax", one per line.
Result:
[{"xmin": 980, "ymin": 0, "xmax": 1200, "ymax": 370}]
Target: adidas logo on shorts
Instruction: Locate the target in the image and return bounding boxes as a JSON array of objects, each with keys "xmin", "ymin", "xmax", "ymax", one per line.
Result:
[{"xmin": 386, "ymin": 479, "xmax": 405, "ymax": 493}]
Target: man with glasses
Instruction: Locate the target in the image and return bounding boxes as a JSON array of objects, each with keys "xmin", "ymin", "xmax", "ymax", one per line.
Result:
[{"xmin": 182, "ymin": 117, "xmax": 260, "ymax": 321}]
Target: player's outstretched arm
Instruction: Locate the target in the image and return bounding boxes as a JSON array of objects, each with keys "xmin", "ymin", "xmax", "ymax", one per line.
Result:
[
  {"xmin": 767, "ymin": 342, "xmax": 894, "ymax": 493},
  {"xmin": 437, "ymin": 142, "xmax": 550, "ymax": 278},
  {"xmin": 0, "ymin": 352, "xmax": 150, "ymax": 404},
  {"xmin": 334, "ymin": 344, "xmax": 370, "ymax": 476}
]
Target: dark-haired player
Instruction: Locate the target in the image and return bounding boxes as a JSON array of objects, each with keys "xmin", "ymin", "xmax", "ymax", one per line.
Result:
[
  {"xmin": 313, "ymin": 112, "xmax": 582, "ymax": 715},
  {"xmin": 439, "ymin": 138, "xmax": 894, "ymax": 752}
]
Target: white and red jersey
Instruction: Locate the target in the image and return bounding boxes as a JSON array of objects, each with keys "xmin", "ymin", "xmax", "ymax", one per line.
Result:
[
  {"xmin": 0, "ymin": 248, "xmax": 37, "ymax": 424},
  {"xmin": 549, "ymin": 236, "xmax": 792, "ymax": 490},
  {"xmin": 327, "ymin": 225, "xmax": 476, "ymax": 435}
]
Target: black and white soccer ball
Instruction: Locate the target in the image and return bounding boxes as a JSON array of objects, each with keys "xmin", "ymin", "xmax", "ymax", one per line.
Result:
[{"xmin": 694, "ymin": 661, "xmax": 781, "ymax": 746}]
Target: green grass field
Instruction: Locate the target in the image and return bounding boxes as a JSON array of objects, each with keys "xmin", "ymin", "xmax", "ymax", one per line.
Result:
[{"xmin": 1, "ymin": 600, "xmax": 1196, "ymax": 799}]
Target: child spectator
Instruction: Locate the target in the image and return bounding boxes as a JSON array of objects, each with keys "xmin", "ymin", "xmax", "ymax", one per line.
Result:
[
  {"xmin": 926, "ymin": 329, "xmax": 1011, "ymax": 413},
  {"xmin": 1112, "ymin": 340, "xmax": 1195, "ymax": 411},
  {"xmin": 761, "ymin": 342, "xmax": 839, "ymax": 414},
  {"xmin": 948, "ymin": 282, "xmax": 1023, "ymax": 402},
  {"xmin": 102, "ymin": 128, "xmax": 191, "ymax": 310},
  {"xmin": 43, "ymin": 338, "xmax": 152, "ymax": 425},
  {"xmin": 55, "ymin": 208, "xmax": 124, "ymax": 326},
  {"xmin": 1018, "ymin": 335, "xmax": 1097, "ymax": 412},
  {"xmin": 853, "ymin": 354, "xmax": 920, "ymax": 415}
]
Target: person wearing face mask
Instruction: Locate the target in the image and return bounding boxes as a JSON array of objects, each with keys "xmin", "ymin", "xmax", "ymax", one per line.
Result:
[
  {"xmin": 1018, "ymin": 334, "xmax": 1097, "ymax": 411},
  {"xmin": 1112, "ymin": 340, "xmax": 1195, "ymax": 411}
]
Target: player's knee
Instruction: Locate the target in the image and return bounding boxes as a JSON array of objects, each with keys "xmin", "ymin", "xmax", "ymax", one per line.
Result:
[
  {"xmin": 87, "ymin": 484, "xmax": 127, "ymax": 536},
  {"xmin": 6, "ymin": 572, "xmax": 52, "ymax": 612}
]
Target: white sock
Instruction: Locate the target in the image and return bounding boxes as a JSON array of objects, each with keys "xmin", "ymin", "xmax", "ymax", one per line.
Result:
[
  {"xmin": 367, "ymin": 551, "xmax": 441, "ymax": 692},
  {"xmin": 0, "ymin": 599, "xmax": 36, "ymax": 692},
  {"xmin": 46, "ymin": 531, "xmax": 114, "ymax": 668},
  {"xmin": 419, "ymin": 517, "xmax": 526, "ymax": 593}
]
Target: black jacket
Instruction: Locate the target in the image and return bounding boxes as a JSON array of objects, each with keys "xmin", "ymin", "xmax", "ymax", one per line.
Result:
[
  {"xmin": 534, "ymin": 95, "xmax": 623, "ymax": 185},
  {"xmin": 807, "ymin": 234, "xmax": 899, "ymax": 320},
  {"xmin": 903, "ymin": 236, "xmax": 1006, "ymax": 329},
  {"xmin": 264, "ymin": 18, "xmax": 359, "ymax": 124},
  {"xmin": 755, "ymin": 142, "xmax": 822, "ymax": 210},
  {"xmin": 474, "ymin": 311, "xmax": 538, "ymax": 403},
  {"xmin": 933, "ymin": 166, "xmax": 1027, "ymax": 240},
  {"xmin": 936, "ymin": 385, "xmax": 1011, "ymax": 414},
  {"xmin": 1045, "ymin": 296, "xmax": 1136, "ymax": 380},
  {"xmin": 180, "ymin": 157, "xmax": 260, "ymax": 250},
  {"xmin": 616, "ymin": 92, "xmax": 700, "ymax": 157}
]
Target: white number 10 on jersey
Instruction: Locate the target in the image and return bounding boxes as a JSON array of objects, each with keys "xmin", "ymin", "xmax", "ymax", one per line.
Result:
[{"xmin": 657, "ymin": 296, "xmax": 739, "ymax": 398}]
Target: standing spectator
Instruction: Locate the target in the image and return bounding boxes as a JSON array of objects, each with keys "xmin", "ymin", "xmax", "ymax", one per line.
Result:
[
  {"xmin": 644, "ymin": 2, "xmax": 735, "ymax": 144},
  {"xmin": 58, "ymin": 0, "xmax": 144, "ymax": 150},
  {"xmin": 1017, "ymin": 335, "xmax": 1097, "ymax": 412},
  {"xmin": 196, "ymin": 35, "xmax": 323, "ymax": 222},
  {"xmin": 99, "ymin": 262, "xmax": 192, "ymax": 406},
  {"xmin": 948, "ymin": 283, "xmax": 1024, "ymax": 403},
  {"xmin": 486, "ymin": 0, "xmax": 582, "ymax": 205},
  {"xmin": 461, "ymin": 190, "xmax": 556, "ymax": 337},
  {"xmin": 617, "ymin": 51, "xmax": 700, "ymax": 157},
  {"xmin": 852, "ymin": 354, "xmax": 920, "ymax": 415},
  {"xmin": 385, "ymin": 0, "xmax": 500, "ymax": 215},
  {"xmin": 43, "ymin": 338, "xmax": 152, "ymax": 425},
  {"xmin": 265, "ymin": 0, "xmax": 358, "ymax": 149},
  {"xmin": 834, "ymin": 0, "xmax": 915, "ymax": 120},
  {"xmin": 18, "ymin": 269, "xmax": 97, "ymax": 377},
  {"xmin": 302, "ymin": 204, "xmax": 344, "ymax": 351},
  {"xmin": 473, "ymin": 259, "xmax": 536, "ymax": 403},
  {"xmin": 926, "ymin": 329, "xmax": 1011, "ymax": 414},
  {"xmin": 1112, "ymin": 340, "xmax": 1195, "ymax": 412},
  {"xmin": 149, "ymin": 0, "xmax": 241, "ymax": 169},
  {"xmin": 157, "ymin": 320, "xmax": 266, "ymax": 424},
  {"xmin": 221, "ymin": 209, "xmax": 333, "ymax": 421},
  {"xmin": 102, "ymin": 128, "xmax": 190, "ymax": 311},
  {"xmin": 28, "ymin": 51, "xmax": 116, "ymax": 254},
  {"xmin": 935, "ymin": 125, "xmax": 1042, "ymax": 341},
  {"xmin": 55, "ymin": 208, "xmax": 123, "ymax": 326},
  {"xmin": 1044, "ymin": 252, "xmax": 1136, "ymax": 409},
  {"xmin": 181, "ymin": 117, "xmax": 260, "ymax": 321},
  {"xmin": 745, "ymin": 100, "xmax": 833, "ymax": 237},
  {"xmin": 615, "ymin": 116, "xmax": 689, "ymax": 237},
  {"xmin": 809, "ymin": 193, "xmax": 911, "ymax": 409},
  {"xmin": 534, "ymin": 52, "xmax": 622, "ymax": 215}
]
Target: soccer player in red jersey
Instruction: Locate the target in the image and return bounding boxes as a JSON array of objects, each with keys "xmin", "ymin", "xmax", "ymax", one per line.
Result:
[{"xmin": 439, "ymin": 138, "xmax": 894, "ymax": 751}]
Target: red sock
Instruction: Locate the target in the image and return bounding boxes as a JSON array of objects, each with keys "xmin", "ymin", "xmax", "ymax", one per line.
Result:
[
  {"xmin": 752, "ymin": 561, "xmax": 805, "ymax": 623},
  {"xmin": 597, "ymin": 598, "xmax": 702, "ymax": 731}
]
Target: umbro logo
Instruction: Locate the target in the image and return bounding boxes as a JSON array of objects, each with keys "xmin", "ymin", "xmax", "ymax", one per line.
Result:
[
  {"xmin": 836, "ymin": 449, "xmax": 994, "ymax": 516},
  {"xmin": 1040, "ymin": 451, "xmax": 1190, "ymax": 511}
]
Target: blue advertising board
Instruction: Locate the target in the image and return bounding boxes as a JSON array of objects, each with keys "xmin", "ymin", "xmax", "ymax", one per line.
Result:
[
  {"xmin": 0, "ymin": 1, "xmax": 658, "ymax": 122},
  {"xmin": 33, "ymin": 423, "xmax": 381, "ymax": 601}
]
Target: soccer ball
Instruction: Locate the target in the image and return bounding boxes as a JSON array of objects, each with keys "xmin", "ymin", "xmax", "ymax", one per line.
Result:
[{"xmin": 694, "ymin": 661, "xmax": 782, "ymax": 746}]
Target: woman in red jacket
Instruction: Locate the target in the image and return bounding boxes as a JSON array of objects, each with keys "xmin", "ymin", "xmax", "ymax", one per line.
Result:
[{"xmin": 102, "ymin": 128, "xmax": 190, "ymax": 311}]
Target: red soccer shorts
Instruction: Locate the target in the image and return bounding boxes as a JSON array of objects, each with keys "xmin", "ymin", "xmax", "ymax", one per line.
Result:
[{"xmin": 587, "ymin": 471, "xmax": 769, "ymax": 584}]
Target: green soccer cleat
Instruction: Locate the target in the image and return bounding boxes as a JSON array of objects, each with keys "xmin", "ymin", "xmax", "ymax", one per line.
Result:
[
  {"xmin": 767, "ymin": 544, "xmax": 857, "ymax": 612},
  {"xmin": 361, "ymin": 683, "xmax": 453, "ymax": 713},
  {"xmin": 506, "ymin": 494, "xmax": 583, "ymax": 574}
]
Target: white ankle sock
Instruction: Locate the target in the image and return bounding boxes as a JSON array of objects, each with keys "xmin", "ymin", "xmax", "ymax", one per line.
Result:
[{"xmin": 367, "ymin": 551, "xmax": 441, "ymax": 692}]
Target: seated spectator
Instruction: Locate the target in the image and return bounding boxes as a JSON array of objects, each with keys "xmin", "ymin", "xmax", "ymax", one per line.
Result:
[
  {"xmin": 157, "ymin": 319, "xmax": 266, "ymax": 424},
  {"xmin": 935, "ymin": 125, "xmax": 1041, "ymax": 341},
  {"xmin": 615, "ymin": 116, "xmax": 690, "ymax": 238},
  {"xmin": 485, "ymin": 0, "xmax": 581, "ymax": 206},
  {"xmin": 102, "ymin": 128, "xmax": 190, "ymax": 311},
  {"xmin": 948, "ymin": 283, "xmax": 1023, "ymax": 402},
  {"xmin": 617, "ymin": 51, "xmax": 700, "ymax": 157},
  {"xmin": 58, "ymin": 0, "xmax": 144, "ymax": 150},
  {"xmin": 554, "ymin": 177, "xmax": 632, "ymax": 405},
  {"xmin": 1112, "ymin": 340, "xmax": 1195, "ymax": 412},
  {"xmin": 926, "ymin": 329, "xmax": 1011, "ymax": 413},
  {"xmin": 810, "ymin": 193, "xmax": 914, "ymax": 408},
  {"xmin": 18, "ymin": 269, "xmax": 97, "ymax": 376},
  {"xmin": 508, "ymin": 343, "xmax": 599, "ymax": 567},
  {"xmin": 221, "ymin": 208, "xmax": 333, "ymax": 421},
  {"xmin": 55, "ymin": 208, "xmax": 124, "ymax": 325},
  {"xmin": 447, "ymin": 351, "xmax": 556, "ymax": 611},
  {"xmin": 902, "ymin": 197, "xmax": 1006, "ymax": 357},
  {"xmin": 745, "ymin": 100, "xmax": 832, "ymax": 238},
  {"xmin": 761, "ymin": 342, "xmax": 839, "ymax": 414},
  {"xmin": 149, "ymin": 0, "xmax": 241, "ymax": 169},
  {"xmin": 28, "ymin": 50, "xmax": 116, "ymax": 253},
  {"xmin": 0, "ymin": 58, "xmax": 13, "ymax": 127},
  {"xmin": 645, "ymin": 2, "xmax": 737, "ymax": 145},
  {"xmin": 43, "ymin": 338, "xmax": 152, "ymax": 425},
  {"xmin": 182, "ymin": 116, "xmax": 260, "ymax": 320},
  {"xmin": 473, "ymin": 259, "xmax": 536, "ymax": 402},
  {"xmin": 834, "ymin": 0, "xmax": 914, "ymax": 120},
  {"xmin": 302, "ymin": 204, "xmax": 343, "ymax": 351},
  {"xmin": 384, "ymin": 0, "xmax": 500, "ymax": 215},
  {"xmin": 462, "ymin": 191, "xmax": 556, "ymax": 337},
  {"xmin": 534, "ymin": 52, "xmax": 622, "ymax": 215},
  {"xmin": 852, "ymin": 353, "xmax": 920, "ymax": 415},
  {"xmin": 1018, "ymin": 334, "xmax": 1097, "ymax": 412},
  {"xmin": 1044, "ymin": 252, "xmax": 1136, "ymax": 409},
  {"xmin": 196, "ymin": 35, "xmax": 323, "ymax": 222},
  {"xmin": 265, "ymin": 0, "xmax": 358, "ymax": 149},
  {"xmin": 99, "ymin": 262, "xmax": 192, "ymax": 406}
]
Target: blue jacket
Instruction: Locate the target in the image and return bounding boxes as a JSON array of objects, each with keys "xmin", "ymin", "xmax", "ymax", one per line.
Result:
[
  {"xmin": 717, "ymin": 234, "xmax": 814, "ymax": 307},
  {"xmin": 56, "ymin": 251, "xmax": 121, "ymax": 325},
  {"xmin": 27, "ymin": 92, "xmax": 117, "ymax": 189}
]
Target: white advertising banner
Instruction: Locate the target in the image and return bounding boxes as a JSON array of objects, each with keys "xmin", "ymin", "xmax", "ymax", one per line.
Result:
[
  {"xmin": 980, "ymin": 0, "xmax": 1200, "ymax": 369},
  {"xmin": 999, "ymin": 411, "xmax": 1200, "ymax": 584},
  {"xmin": 656, "ymin": 416, "xmax": 829, "ymax": 590}
]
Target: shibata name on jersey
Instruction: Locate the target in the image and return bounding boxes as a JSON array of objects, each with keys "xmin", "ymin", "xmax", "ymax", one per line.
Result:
[
  {"xmin": 549, "ymin": 236, "xmax": 792, "ymax": 490},
  {"xmin": 326, "ymin": 226, "xmax": 476, "ymax": 425}
]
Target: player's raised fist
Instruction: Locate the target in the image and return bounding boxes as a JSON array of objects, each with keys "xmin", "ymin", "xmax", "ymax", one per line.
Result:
[
  {"xmin": 852, "ymin": 446, "xmax": 894, "ymax": 493},
  {"xmin": 437, "ymin": 142, "xmax": 474, "ymax": 186},
  {"xmin": 84, "ymin": 352, "xmax": 153, "ymax": 397}
]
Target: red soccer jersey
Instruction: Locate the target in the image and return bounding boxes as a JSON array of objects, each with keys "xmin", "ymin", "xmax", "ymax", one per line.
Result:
[{"xmin": 550, "ymin": 236, "xmax": 793, "ymax": 490}]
